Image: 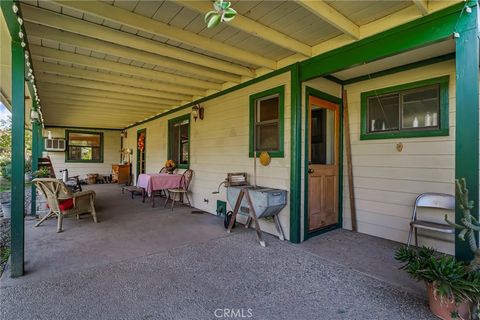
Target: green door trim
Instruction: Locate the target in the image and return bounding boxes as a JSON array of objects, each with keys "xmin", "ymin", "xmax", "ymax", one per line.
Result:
[
  {"xmin": 303, "ymin": 86, "xmax": 343, "ymax": 240},
  {"xmin": 136, "ymin": 128, "xmax": 146, "ymax": 180}
]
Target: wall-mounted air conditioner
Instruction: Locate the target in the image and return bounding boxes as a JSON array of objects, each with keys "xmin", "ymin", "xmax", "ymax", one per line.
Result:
[{"xmin": 44, "ymin": 138, "xmax": 66, "ymax": 152}]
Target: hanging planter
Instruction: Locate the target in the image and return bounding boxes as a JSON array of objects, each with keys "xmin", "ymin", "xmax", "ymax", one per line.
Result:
[{"xmin": 204, "ymin": 0, "xmax": 237, "ymax": 28}]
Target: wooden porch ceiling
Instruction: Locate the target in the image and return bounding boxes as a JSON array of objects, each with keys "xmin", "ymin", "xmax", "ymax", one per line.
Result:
[{"xmin": 18, "ymin": 0, "xmax": 461, "ymax": 129}]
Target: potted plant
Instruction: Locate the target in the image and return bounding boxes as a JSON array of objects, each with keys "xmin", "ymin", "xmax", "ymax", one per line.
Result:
[
  {"xmin": 165, "ymin": 160, "xmax": 176, "ymax": 174},
  {"xmin": 395, "ymin": 246, "xmax": 480, "ymax": 319},
  {"xmin": 33, "ymin": 166, "xmax": 51, "ymax": 178},
  {"xmin": 24, "ymin": 157, "xmax": 32, "ymax": 182}
]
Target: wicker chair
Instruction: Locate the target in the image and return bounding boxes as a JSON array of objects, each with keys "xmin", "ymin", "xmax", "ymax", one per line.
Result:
[
  {"xmin": 33, "ymin": 178, "xmax": 97, "ymax": 232},
  {"xmin": 164, "ymin": 169, "xmax": 193, "ymax": 210}
]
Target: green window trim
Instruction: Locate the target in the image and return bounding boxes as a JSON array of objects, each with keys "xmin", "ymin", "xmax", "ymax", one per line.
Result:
[
  {"xmin": 360, "ymin": 76, "xmax": 449, "ymax": 140},
  {"xmin": 65, "ymin": 130, "xmax": 104, "ymax": 163},
  {"xmin": 167, "ymin": 114, "xmax": 191, "ymax": 169},
  {"xmin": 249, "ymin": 85, "xmax": 285, "ymax": 158}
]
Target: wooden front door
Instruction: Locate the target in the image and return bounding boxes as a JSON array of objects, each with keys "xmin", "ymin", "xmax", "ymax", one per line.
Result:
[{"xmin": 308, "ymin": 96, "xmax": 340, "ymax": 232}]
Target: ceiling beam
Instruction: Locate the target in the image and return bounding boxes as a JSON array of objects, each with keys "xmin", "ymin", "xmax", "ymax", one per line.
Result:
[
  {"xmin": 175, "ymin": 1, "xmax": 311, "ymax": 57},
  {"xmin": 412, "ymin": 0, "xmax": 429, "ymax": 16},
  {"xmin": 33, "ymin": 61, "xmax": 206, "ymax": 97},
  {"xmin": 40, "ymin": 97, "xmax": 166, "ymax": 113},
  {"xmin": 42, "ymin": 103, "xmax": 160, "ymax": 117},
  {"xmin": 30, "ymin": 44, "xmax": 222, "ymax": 91},
  {"xmin": 36, "ymin": 74, "xmax": 191, "ymax": 101},
  {"xmin": 36, "ymin": 83, "xmax": 181, "ymax": 106},
  {"xmin": 21, "ymin": 5, "xmax": 257, "ymax": 77},
  {"xmin": 25, "ymin": 22, "xmax": 240, "ymax": 83},
  {"xmin": 39, "ymin": 92, "xmax": 167, "ymax": 111},
  {"xmin": 54, "ymin": 0, "xmax": 276, "ymax": 70},
  {"xmin": 295, "ymin": 0, "xmax": 360, "ymax": 39}
]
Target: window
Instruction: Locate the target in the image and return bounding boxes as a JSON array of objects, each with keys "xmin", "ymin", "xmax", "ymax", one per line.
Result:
[
  {"xmin": 168, "ymin": 114, "xmax": 190, "ymax": 169},
  {"xmin": 249, "ymin": 85, "xmax": 285, "ymax": 157},
  {"xmin": 361, "ymin": 76, "xmax": 449, "ymax": 140},
  {"xmin": 66, "ymin": 130, "xmax": 103, "ymax": 162}
]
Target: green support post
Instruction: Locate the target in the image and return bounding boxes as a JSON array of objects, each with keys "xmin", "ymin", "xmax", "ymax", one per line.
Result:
[
  {"xmin": 289, "ymin": 63, "xmax": 302, "ymax": 243},
  {"xmin": 10, "ymin": 39, "xmax": 25, "ymax": 277},
  {"xmin": 30, "ymin": 119, "xmax": 39, "ymax": 217},
  {"xmin": 455, "ymin": 2, "xmax": 479, "ymax": 261}
]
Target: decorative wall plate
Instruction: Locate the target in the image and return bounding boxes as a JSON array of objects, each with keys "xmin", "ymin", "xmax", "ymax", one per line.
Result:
[{"xmin": 259, "ymin": 151, "xmax": 271, "ymax": 166}]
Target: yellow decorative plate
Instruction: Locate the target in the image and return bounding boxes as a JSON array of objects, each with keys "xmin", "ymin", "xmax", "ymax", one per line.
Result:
[{"xmin": 259, "ymin": 151, "xmax": 271, "ymax": 166}]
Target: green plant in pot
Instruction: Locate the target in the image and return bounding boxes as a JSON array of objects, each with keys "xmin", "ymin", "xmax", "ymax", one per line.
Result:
[
  {"xmin": 396, "ymin": 246, "xmax": 480, "ymax": 319},
  {"xmin": 33, "ymin": 166, "xmax": 51, "ymax": 178}
]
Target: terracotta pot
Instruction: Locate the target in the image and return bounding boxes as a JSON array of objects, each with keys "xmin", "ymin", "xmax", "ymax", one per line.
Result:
[{"xmin": 426, "ymin": 283, "xmax": 471, "ymax": 320}]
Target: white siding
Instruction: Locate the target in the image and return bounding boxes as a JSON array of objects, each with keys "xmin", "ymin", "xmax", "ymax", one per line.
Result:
[
  {"xmin": 124, "ymin": 73, "xmax": 292, "ymax": 239},
  {"xmin": 44, "ymin": 128, "xmax": 121, "ymax": 179},
  {"xmin": 343, "ymin": 61, "xmax": 456, "ymax": 254}
]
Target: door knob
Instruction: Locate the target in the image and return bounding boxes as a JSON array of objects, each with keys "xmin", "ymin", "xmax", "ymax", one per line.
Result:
[{"xmin": 308, "ymin": 168, "xmax": 314, "ymax": 174}]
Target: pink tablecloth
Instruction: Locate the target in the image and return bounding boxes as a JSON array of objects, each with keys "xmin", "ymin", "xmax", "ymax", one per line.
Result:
[{"xmin": 137, "ymin": 173, "xmax": 182, "ymax": 196}]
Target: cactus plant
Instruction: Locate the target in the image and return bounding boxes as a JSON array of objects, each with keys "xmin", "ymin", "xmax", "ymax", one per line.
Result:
[{"xmin": 445, "ymin": 178, "xmax": 480, "ymax": 271}]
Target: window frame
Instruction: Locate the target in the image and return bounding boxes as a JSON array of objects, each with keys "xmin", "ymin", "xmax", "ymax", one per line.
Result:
[
  {"xmin": 65, "ymin": 130, "xmax": 104, "ymax": 163},
  {"xmin": 360, "ymin": 76, "xmax": 449, "ymax": 140},
  {"xmin": 249, "ymin": 85, "xmax": 285, "ymax": 158},
  {"xmin": 167, "ymin": 114, "xmax": 191, "ymax": 169}
]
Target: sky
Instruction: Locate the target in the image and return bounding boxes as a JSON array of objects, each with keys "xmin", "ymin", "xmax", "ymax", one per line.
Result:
[{"xmin": 0, "ymin": 102, "xmax": 11, "ymax": 122}]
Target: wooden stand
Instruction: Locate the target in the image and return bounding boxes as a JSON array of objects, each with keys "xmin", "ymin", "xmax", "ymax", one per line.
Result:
[{"xmin": 227, "ymin": 187, "xmax": 285, "ymax": 247}]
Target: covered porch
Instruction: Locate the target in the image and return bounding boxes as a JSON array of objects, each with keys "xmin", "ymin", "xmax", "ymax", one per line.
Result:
[{"xmin": 1, "ymin": 183, "xmax": 431, "ymax": 319}]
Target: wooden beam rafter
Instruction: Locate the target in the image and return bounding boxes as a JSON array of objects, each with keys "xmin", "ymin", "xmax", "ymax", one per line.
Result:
[
  {"xmin": 295, "ymin": 0, "xmax": 360, "ymax": 39},
  {"xmin": 176, "ymin": 0, "xmax": 311, "ymax": 57},
  {"xmin": 36, "ymin": 74, "xmax": 192, "ymax": 102},
  {"xmin": 21, "ymin": 5, "xmax": 257, "ymax": 77},
  {"xmin": 25, "ymin": 22, "xmax": 240, "ymax": 83},
  {"xmin": 30, "ymin": 44, "xmax": 222, "ymax": 91},
  {"xmin": 42, "ymin": 103, "xmax": 162, "ymax": 117},
  {"xmin": 33, "ymin": 61, "xmax": 206, "ymax": 97},
  {"xmin": 36, "ymin": 83, "xmax": 181, "ymax": 106},
  {"xmin": 412, "ymin": 0, "xmax": 429, "ymax": 16}
]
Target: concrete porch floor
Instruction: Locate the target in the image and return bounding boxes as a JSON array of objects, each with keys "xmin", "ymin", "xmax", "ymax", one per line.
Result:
[{"xmin": 1, "ymin": 184, "xmax": 433, "ymax": 319}]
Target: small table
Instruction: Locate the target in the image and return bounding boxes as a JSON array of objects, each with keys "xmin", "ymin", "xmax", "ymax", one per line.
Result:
[{"xmin": 137, "ymin": 173, "xmax": 182, "ymax": 207}]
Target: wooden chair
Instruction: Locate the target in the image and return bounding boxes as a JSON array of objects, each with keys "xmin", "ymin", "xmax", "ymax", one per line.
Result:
[
  {"xmin": 159, "ymin": 167, "xmax": 168, "ymax": 173},
  {"xmin": 407, "ymin": 193, "xmax": 455, "ymax": 247},
  {"xmin": 164, "ymin": 169, "xmax": 193, "ymax": 210},
  {"xmin": 33, "ymin": 178, "xmax": 97, "ymax": 232}
]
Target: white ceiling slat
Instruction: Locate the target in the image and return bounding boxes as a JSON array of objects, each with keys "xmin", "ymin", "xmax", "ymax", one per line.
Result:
[
  {"xmin": 30, "ymin": 44, "xmax": 221, "ymax": 91},
  {"xmin": 176, "ymin": 1, "xmax": 311, "ymax": 57},
  {"xmin": 33, "ymin": 60, "xmax": 206, "ymax": 97},
  {"xmin": 40, "ymin": 94, "xmax": 169, "ymax": 111},
  {"xmin": 295, "ymin": 0, "xmax": 360, "ymax": 39},
  {"xmin": 52, "ymin": 0, "xmax": 276, "ymax": 70},
  {"xmin": 412, "ymin": 0, "xmax": 429, "ymax": 16},
  {"xmin": 36, "ymin": 74, "xmax": 191, "ymax": 102},
  {"xmin": 21, "ymin": 5, "xmax": 256, "ymax": 78},
  {"xmin": 43, "ymin": 103, "xmax": 165, "ymax": 116},
  {"xmin": 36, "ymin": 83, "xmax": 180, "ymax": 106},
  {"xmin": 25, "ymin": 22, "xmax": 241, "ymax": 83}
]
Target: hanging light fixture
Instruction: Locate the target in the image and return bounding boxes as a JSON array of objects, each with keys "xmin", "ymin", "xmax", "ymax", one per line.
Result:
[
  {"xmin": 191, "ymin": 104, "xmax": 204, "ymax": 122},
  {"xmin": 30, "ymin": 109, "xmax": 40, "ymax": 123}
]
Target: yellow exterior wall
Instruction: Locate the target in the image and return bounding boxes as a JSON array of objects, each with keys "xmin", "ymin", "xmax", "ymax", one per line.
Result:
[
  {"xmin": 343, "ymin": 60, "xmax": 456, "ymax": 254},
  {"xmin": 44, "ymin": 127, "xmax": 121, "ymax": 179},
  {"xmin": 124, "ymin": 73, "xmax": 292, "ymax": 239}
]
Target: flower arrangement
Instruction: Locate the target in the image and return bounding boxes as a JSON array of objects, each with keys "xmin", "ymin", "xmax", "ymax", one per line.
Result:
[
  {"xmin": 165, "ymin": 160, "xmax": 176, "ymax": 174},
  {"xmin": 137, "ymin": 133, "xmax": 145, "ymax": 152}
]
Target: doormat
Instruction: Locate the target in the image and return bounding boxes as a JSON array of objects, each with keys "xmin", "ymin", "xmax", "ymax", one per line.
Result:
[{"xmin": 191, "ymin": 210, "xmax": 206, "ymax": 214}]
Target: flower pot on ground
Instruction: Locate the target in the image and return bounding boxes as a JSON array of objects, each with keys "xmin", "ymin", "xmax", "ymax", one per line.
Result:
[{"xmin": 395, "ymin": 246, "xmax": 480, "ymax": 320}]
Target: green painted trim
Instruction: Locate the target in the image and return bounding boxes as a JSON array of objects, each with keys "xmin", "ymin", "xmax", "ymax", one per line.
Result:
[
  {"xmin": 30, "ymin": 113, "xmax": 39, "ymax": 217},
  {"xmin": 455, "ymin": 3, "xmax": 479, "ymax": 261},
  {"xmin": 359, "ymin": 76, "xmax": 449, "ymax": 140},
  {"xmin": 342, "ymin": 53, "xmax": 455, "ymax": 85},
  {"xmin": 248, "ymin": 85, "xmax": 285, "ymax": 158},
  {"xmin": 10, "ymin": 40, "xmax": 25, "ymax": 277},
  {"xmin": 124, "ymin": 66, "xmax": 292, "ymax": 130},
  {"xmin": 136, "ymin": 128, "xmax": 146, "ymax": 177},
  {"xmin": 167, "ymin": 114, "xmax": 191, "ymax": 169},
  {"xmin": 289, "ymin": 63, "xmax": 301, "ymax": 243},
  {"xmin": 303, "ymin": 86, "xmax": 343, "ymax": 240},
  {"xmin": 300, "ymin": 2, "xmax": 467, "ymax": 81},
  {"xmin": 46, "ymin": 125, "xmax": 122, "ymax": 131},
  {"xmin": 65, "ymin": 130, "xmax": 104, "ymax": 163},
  {"xmin": 324, "ymin": 75, "xmax": 344, "ymax": 85},
  {"xmin": 1, "ymin": 0, "xmax": 21, "ymax": 41}
]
